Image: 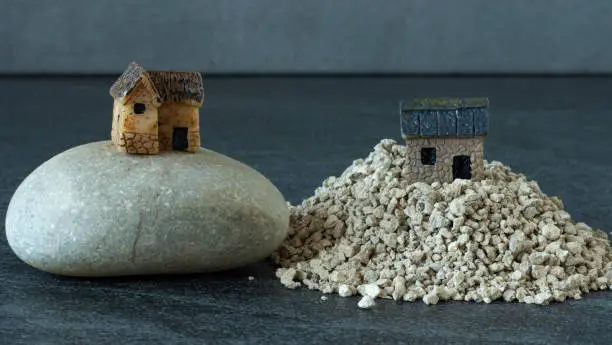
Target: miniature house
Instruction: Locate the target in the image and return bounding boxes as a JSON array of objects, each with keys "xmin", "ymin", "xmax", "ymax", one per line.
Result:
[
  {"xmin": 399, "ymin": 97, "xmax": 489, "ymax": 184},
  {"xmin": 109, "ymin": 62, "xmax": 204, "ymax": 154}
]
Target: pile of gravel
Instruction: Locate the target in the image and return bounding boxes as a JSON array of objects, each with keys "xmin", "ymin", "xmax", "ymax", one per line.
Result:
[{"xmin": 271, "ymin": 139, "xmax": 612, "ymax": 306}]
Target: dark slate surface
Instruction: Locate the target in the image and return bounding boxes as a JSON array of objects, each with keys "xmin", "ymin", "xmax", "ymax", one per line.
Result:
[
  {"xmin": 1, "ymin": 76, "xmax": 611, "ymax": 345},
  {"xmin": 473, "ymin": 108, "xmax": 490, "ymax": 136},
  {"xmin": 419, "ymin": 110, "xmax": 438, "ymax": 137},
  {"xmin": 437, "ymin": 110, "xmax": 458, "ymax": 136},
  {"xmin": 456, "ymin": 108, "xmax": 475, "ymax": 137},
  {"xmin": 400, "ymin": 107, "xmax": 420, "ymax": 137}
]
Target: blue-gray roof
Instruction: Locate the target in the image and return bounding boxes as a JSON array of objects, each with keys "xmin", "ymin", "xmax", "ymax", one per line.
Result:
[{"xmin": 400, "ymin": 97, "xmax": 489, "ymax": 139}]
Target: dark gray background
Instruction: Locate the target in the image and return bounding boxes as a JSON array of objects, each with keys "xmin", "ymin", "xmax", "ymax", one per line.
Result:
[{"xmin": 2, "ymin": 0, "xmax": 612, "ymax": 74}]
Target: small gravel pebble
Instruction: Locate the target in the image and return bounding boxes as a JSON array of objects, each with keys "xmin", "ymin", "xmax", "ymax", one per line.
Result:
[{"xmin": 357, "ymin": 296, "xmax": 376, "ymax": 309}]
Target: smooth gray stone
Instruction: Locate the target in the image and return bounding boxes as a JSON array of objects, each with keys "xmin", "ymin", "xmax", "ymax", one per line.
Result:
[{"xmin": 5, "ymin": 141, "xmax": 289, "ymax": 277}]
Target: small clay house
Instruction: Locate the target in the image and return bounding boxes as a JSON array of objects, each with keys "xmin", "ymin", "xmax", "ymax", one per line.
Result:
[
  {"xmin": 109, "ymin": 62, "xmax": 204, "ymax": 154},
  {"xmin": 399, "ymin": 97, "xmax": 489, "ymax": 184}
]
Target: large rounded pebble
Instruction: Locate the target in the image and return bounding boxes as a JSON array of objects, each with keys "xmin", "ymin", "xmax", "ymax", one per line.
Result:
[{"xmin": 5, "ymin": 141, "xmax": 289, "ymax": 277}]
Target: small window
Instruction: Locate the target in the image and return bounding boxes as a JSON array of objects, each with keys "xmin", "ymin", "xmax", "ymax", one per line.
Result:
[
  {"xmin": 421, "ymin": 147, "xmax": 436, "ymax": 165},
  {"xmin": 134, "ymin": 103, "xmax": 146, "ymax": 114}
]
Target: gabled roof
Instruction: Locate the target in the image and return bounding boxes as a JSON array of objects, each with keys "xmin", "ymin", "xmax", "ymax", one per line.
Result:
[
  {"xmin": 109, "ymin": 62, "xmax": 204, "ymax": 106},
  {"xmin": 400, "ymin": 97, "xmax": 489, "ymax": 139},
  {"xmin": 109, "ymin": 62, "xmax": 147, "ymax": 100}
]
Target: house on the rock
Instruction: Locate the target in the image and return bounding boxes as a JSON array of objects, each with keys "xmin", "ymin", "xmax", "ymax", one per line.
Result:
[
  {"xmin": 109, "ymin": 62, "xmax": 204, "ymax": 154},
  {"xmin": 399, "ymin": 97, "xmax": 489, "ymax": 184}
]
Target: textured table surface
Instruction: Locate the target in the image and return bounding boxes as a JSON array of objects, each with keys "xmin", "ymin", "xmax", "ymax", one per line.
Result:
[{"xmin": 1, "ymin": 76, "xmax": 611, "ymax": 345}]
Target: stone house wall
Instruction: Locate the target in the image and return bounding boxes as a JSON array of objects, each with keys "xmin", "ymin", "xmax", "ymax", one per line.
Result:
[
  {"xmin": 111, "ymin": 81, "xmax": 200, "ymax": 154},
  {"xmin": 111, "ymin": 80, "xmax": 160, "ymax": 154},
  {"xmin": 157, "ymin": 103, "xmax": 200, "ymax": 152},
  {"xmin": 405, "ymin": 136, "xmax": 485, "ymax": 184},
  {"xmin": 115, "ymin": 132, "xmax": 159, "ymax": 154}
]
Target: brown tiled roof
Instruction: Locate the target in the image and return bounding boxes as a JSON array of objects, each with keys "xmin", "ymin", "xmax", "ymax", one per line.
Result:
[
  {"xmin": 148, "ymin": 70, "xmax": 204, "ymax": 105},
  {"xmin": 109, "ymin": 62, "xmax": 204, "ymax": 106}
]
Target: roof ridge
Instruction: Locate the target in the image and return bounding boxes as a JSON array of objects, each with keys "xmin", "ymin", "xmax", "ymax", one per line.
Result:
[
  {"xmin": 401, "ymin": 97, "xmax": 489, "ymax": 111},
  {"xmin": 109, "ymin": 62, "xmax": 204, "ymax": 106}
]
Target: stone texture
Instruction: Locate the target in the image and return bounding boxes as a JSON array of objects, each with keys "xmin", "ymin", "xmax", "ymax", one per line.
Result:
[
  {"xmin": 5, "ymin": 141, "xmax": 289, "ymax": 277},
  {"xmin": 118, "ymin": 132, "xmax": 159, "ymax": 154},
  {"xmin": 405, "ymin": 137, "xmax": 485, "ymax": 184},
  {"xmin": 111, "ymin": 79, "xmax": 161, "ymax": 154}
]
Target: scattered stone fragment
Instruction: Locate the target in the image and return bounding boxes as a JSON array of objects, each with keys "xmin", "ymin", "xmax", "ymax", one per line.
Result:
[
  {"xmin": 271, "ymin": 139, "xmax": 612, "ymax": 307},
  {"xmin": 279, "ymin": 268, "xmax": 301, "ymax": 289},
  {"xmin": 360, "ymin": 283, "xmax": 381, "ymax": 298},
  {"xmin": 358, "ymin": 296, "xmax": 376, "ymax": 309},
  {"xmin": 338, "ymin": 284, "xmax": 356, "ymax": 297},
  {"xmin": 423, "ymin": 293, "xmax": 440, "ymax": 305}
]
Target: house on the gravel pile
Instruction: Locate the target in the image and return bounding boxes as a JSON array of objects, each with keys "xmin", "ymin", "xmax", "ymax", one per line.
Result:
[
  {"xmin": 109, "ymin": 61, "xmax": 204, "ymax": 154},
  {"xmin": 399, "ymin": 97, "xmax": 489, "ymax": 184}
]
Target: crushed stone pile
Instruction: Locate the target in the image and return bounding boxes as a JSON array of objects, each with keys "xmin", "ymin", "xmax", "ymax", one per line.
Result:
[{"xmin": 271, "ymin": 139, "xmax": 612, "ymax": 306}]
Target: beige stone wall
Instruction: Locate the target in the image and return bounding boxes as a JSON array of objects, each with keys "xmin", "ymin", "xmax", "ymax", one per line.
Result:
[
  {"xmin": 111, "ymin": 80, "xmax": 160, "ymax": 154},
  {"xmin": 115, "ymin": 132, "xmax": 159, "ymax": 154},
  {"xmin": 405, "ymin": 137, "xmax": 485, "ymax": 184},
  {"xmin": 158, "ymin": 102, "xmax": 200, "ymax": 152}
]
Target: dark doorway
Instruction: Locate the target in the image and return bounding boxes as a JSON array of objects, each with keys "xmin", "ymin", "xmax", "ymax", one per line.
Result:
[
  {"xmin": 172, "ymin": 127, "xmax": 189, "ymax": 151},
  {"xmin": 453, "ymin": 155, "xmax": 472, "ymax": 180}
]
